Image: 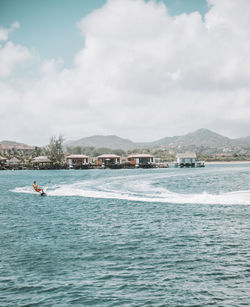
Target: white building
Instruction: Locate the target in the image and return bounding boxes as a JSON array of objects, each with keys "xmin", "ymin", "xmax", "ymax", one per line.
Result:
[
  {"xmin": 176, "ymin": 153, "xmax": 196, "ymax": 165},
  {"xmin": 66, "ymin": 154, "xmax": 89, "ymax": 168}
]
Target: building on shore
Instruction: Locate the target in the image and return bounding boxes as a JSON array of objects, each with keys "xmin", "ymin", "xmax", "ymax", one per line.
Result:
[
  {"xmin": 176, "ymin": 153, "xmax": 197, "ymax": 167},
  {"xmin": 7, "ymin": 157, "xmax": 21, "ymax": 168},
  {"xmin": 66, "ymin": 154, "xmax": 89, "ymax": 169},
  {"xmin": 97, "ymin": 154, "xmax": 121, "ymax": 168},
  {"xmin": 127, "ymin": 154, "xmax": 155, "ymax": 168},
  {"xmin": 0, "ymin": 156, "xmax": 7, "ymax": 168},
  {"xmin": 31, "ymin": 156, "xmax": 52, "ymax": 169},
  {"xmin": 175, "ymin": 152, "xmax": 205, "ymax": 167},
  {"xmin": 215, "ymin": 153, "xmax": 233, "ymax": 158}
]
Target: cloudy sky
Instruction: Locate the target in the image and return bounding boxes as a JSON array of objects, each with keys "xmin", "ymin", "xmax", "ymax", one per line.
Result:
[{"xmin": 0, "ymin": 0, "xmax": 250, "ymax": 145}]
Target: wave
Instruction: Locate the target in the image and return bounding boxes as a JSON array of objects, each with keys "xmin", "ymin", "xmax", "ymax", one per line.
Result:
[
  {"xmin": 13, "ymin": 186, "xmax": 38, "ymax": 195},
  {"xmin": 11, "ymin": 180, "xmax": 250, "ymax": 205}
]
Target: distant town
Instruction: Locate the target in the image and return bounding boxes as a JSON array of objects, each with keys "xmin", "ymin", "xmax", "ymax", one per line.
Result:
[{"xmin": 1, "ymin": 129, "xmax": 250, "ymax": 170}]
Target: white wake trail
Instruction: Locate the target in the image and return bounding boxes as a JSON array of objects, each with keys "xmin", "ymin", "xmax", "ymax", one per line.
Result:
[
  {"xmin": 11, "ymin": 167, "xmax": 250, "ymax": 205},
  {"xmin": 12, "ymin": 183, "xmax": 250, "ymax": 205}
]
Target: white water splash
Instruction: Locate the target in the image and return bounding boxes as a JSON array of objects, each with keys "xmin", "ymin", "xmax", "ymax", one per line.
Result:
[
  {"xmin": 13, "ymin": 186, "xmax": 38, "ymax": 194},
  {"xmin": 12, "ymin": 177, "xmax": 250, "ymax": 205}
]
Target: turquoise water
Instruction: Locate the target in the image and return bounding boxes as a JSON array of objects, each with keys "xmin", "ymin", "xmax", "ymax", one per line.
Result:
[{"xmin": 1, "ymin": 164, "xmax": 250, "ymax": 306}]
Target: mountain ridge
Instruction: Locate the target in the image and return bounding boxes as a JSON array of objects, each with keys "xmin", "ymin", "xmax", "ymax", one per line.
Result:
[
  {"xmin": 0, "ymin": 140, "xmax": 35, "ymax": 150},
  {"xmin": 65, "ymin": 135, "xmax": 138, "ymax": 150},
  {"xmin": 65, "ymin": 129, "xmax": 250, "ymax": 151},
  {"xmin": 2, "ymin": 129, "xmax": 250, "ymax": 152}
]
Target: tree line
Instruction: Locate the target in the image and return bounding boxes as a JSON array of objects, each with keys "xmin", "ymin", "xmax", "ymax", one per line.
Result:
[{"xmin": 1, "ymin": 135, "xmax": 250, "ymax": 165}]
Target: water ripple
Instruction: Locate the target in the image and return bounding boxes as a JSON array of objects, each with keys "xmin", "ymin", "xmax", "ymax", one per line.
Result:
[{"xmin": 1, "ymin": 166, "xmax": 250, "ymax": 305}]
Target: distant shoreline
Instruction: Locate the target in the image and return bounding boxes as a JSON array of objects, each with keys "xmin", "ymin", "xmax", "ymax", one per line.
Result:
[{"xmin": 205, "ymin": 161, "xmax": 250, "ymax": 164}]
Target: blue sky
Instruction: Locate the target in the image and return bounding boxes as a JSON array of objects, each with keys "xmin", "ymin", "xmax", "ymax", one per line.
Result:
[
  {"xmin": 0, "ymin": 0, "xmax": 250, "ymax": 145},
  {"xmin": 0, "ymin": 0, "xmax": 208, "ymax": 67}
]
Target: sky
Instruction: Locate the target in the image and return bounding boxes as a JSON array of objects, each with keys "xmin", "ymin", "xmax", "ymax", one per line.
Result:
[{"xmin": 0, "ymin": 0, "xmax": 250, "ymax": 145}]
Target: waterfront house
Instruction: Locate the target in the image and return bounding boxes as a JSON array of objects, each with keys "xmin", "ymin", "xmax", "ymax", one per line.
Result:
[
  {"xmin": 66, "ymin": 154, "xmax": 89, "ymax": 169},
  {"xmin": 0, "ymin": 155, "xmax": 7, "ymax": 162},
  {"xmin": 127, "ymin": 154, "xmax": 154, "ymax": 167},
  {"xmin": 8, "ymin": 157, "xmax": 21, "ymax": 166},
  {"xmin": 97, "ymin": 154, "xmax": 121, "ymax": 167},
  {"xmin": 31, "ymin": 156, "xmax": 52, "ymax": 169},
  {"xmin": 215, "ymin": 153, "xmax": 233, "ymax": 158},
  {"xmin": 0, "ymin": 156, "xmax": 7, "ymax": 169},
  {"xmin": 176, "ymin": 153, "xmax": 196, "ymax": 167}
]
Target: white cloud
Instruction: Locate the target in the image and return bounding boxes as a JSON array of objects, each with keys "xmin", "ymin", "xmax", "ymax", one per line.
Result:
[
  {"xmin": 40, "ymin": 58, "xmax": 64, "ymax": 76},
  {"xmin": 0, "ymin": 22, "xmax": 20, "ymax": 42},
  {"xmin": 0, "ymin": 41, "xmax": 32, "ymax": 77},
  {"xmin": 0, "ymin": 22, "xmax": 32, "ymax": 77},
  {"xmin": 1, "ymin": 0, "xmax": 250, "ymax": 145}
]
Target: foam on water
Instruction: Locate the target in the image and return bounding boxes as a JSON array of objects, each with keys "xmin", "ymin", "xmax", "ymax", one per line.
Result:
[
  {"xmin": 12, "ymin": 171, "xmax": 250, "ymax": 205},
  {"xmin": 13, "ymin": 186, "xmax": 38, "ymax": 195}
]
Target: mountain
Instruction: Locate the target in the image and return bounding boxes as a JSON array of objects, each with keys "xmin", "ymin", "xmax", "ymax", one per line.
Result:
[
  {"xmin": 151, "ymin": 135, "xmax": 180, "ymax": 146},
  {"xmin": 0, "ymin": 140, "xmax": 35, "ymax": 150},
  {"xmin": 170, "ymin": 128, "xmax": 231, "ymax": 148},
  {"xmin": 65, "ymin": 135, "xmax": 140, "ymax": 150},
  {"xmin": 65, "ymin": 129, "xmax": 250, "ymax": 152},
  {"xmin": 149, "ymin": 128, "xmax": 232, "ymax": 148},
  {"xmin": 2, "ymin": 129, "xmax": 250, "ymax": 152},
  {"xmin": 231, "ymin": 135, "xmax": 250, "ymax": 148}
]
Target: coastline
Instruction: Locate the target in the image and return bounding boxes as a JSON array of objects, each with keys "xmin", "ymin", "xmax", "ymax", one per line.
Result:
[{"xmin": 205, "ymin": 161, "xmax": 250, "ymax": 165}]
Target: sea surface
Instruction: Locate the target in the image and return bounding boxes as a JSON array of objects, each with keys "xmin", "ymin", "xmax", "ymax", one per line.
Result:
[{"xmin": 1, "ymin": 164, "xmax": 250, "ymax": 306}]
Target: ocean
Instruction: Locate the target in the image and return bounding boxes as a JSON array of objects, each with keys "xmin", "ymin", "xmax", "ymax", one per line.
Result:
[{"xmin": 1, "ymin": 164, "xmax": 250, "ymax": 306}]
